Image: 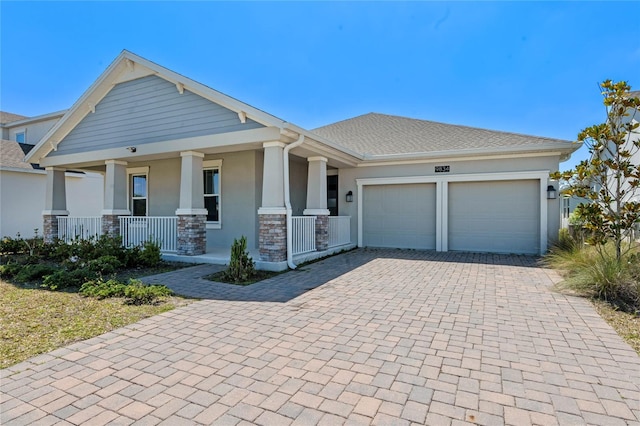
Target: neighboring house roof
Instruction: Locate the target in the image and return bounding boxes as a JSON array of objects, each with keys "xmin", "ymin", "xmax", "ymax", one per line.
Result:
[
  {"xmin": 0, "ymin": 112, "xmax": 28, "ymax": 125},
  {"xmin": 628, "ymin": 90, "xmax": 640, "ymax": 99},
  {"xmin": 312, "ymin": 112, "xmax": 574, "ymax": 158},
  {"xmin": 0, "ymin": 140, "xmax": 41, "ymax": 170}
]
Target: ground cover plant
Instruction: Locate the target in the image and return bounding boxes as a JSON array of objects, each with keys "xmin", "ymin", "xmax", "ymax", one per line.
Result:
[{"xmin": 0, "ymin": 233, "xmax": 190, "ymax": 368}]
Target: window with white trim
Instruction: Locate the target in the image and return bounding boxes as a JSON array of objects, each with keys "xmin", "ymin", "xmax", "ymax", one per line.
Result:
[
  {"xmin": 127, "ymin": 166, "xmax": 150, "ymax": 217},
  {"xmin": 15, "ymin": 132, "xmax": 25, "ymax": 143},
  {"xmin": 131, "ymin": 175, "xmax": 148, "ymax": 216},
  {"xmin": 203, "ymin": 160, "xmax": 222, "ymax": 227}
]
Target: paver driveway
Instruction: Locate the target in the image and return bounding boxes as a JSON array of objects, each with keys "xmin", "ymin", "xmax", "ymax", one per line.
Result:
[{"xmin": 2, "ymin": 249, "xmax": 639, "ymax": 425}]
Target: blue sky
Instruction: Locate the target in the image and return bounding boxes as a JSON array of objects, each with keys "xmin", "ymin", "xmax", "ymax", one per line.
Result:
[{"xmin": 1, "ymin": 2, "xmax": 638, "ymax": 170}]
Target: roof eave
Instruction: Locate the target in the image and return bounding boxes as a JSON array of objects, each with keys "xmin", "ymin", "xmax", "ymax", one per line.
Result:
[{"xmin": 360, "ymin": 142, "xmax": 583, "ymax": 163}]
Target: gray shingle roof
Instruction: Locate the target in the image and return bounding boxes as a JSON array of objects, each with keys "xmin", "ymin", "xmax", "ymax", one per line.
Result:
[
  {"xmin": 0, "ymin": 140, "xmax": 40, "ymax": 170},
  {"xmin": 312, "ymin": 112, "xmax": 573, "ymax": 157}
]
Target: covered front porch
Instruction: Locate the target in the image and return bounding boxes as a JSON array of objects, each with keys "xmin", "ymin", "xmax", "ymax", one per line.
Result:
[{"xmin": 56, "ymin": 214, "xmax": 353, "ymax": 269}]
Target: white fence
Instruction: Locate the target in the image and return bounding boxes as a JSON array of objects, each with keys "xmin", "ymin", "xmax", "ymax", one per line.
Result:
[
  {"xmin": 329, "ymin": 216, "xmax": 351, "ymax": 248},
  {"xmin": 58, "ymin": 217, "xmax": 102, "ymax": 242},
  {"xmin": 119, "ymin": 216, "xmax": 178, "ymax": 253},
  {"xmin": 291, "ymin": 216, "xmax": 316, "ymax": 255}
]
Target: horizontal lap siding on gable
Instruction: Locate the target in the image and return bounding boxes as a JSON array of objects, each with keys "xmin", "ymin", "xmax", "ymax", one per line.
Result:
[{"xmin": 51, "ymin": 75, "xmax": 264, "ymax": 156}]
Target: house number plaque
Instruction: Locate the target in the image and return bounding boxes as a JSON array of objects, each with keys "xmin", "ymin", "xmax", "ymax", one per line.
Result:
[{"xmin": 435, "ymin": 165, "xmax": 450, "ymax": 173}]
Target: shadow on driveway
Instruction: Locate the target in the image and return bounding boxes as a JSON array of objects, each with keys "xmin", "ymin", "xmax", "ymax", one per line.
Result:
[{"xmin": 142, "ymin": 248, "xmax": 543, "ymax": 302}]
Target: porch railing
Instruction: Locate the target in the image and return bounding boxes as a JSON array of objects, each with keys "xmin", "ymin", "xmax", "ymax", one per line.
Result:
[
  {"xmin": 119, "ymin": 216, "xmax": 178, "ymax": 253},
  {"xmin": 291, "ymin": 216, "xmax": 316, "ymax": 255},
  {"xmin": 328, "ymin": 216, "xmax": 351, "ymax": 248},
  {"xmin": 58, "ymin": 217, "xmax": 102, "ymax": 242}
]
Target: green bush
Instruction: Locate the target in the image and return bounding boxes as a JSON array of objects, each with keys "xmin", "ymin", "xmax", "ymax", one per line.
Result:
[
  {"xmin": 87, "ymin": 255, "xmax": 122, "ymax": 275},
  {"xmin": 42, "ymin": 268, "xmax": 95, "ymax": 290},
  {"xmin": 124, "ymin": 279, "xmax": 172, "ymax": 305},
  {"xmin": 0, "ymin": 236, "xmax": 26, "ymax": 255},
  {"xmin": 14, "ymin": 264, "xmax": 58, "ymax": 283},
  {"xmin": 223, "ymin": 236, "xmax": 255, "ymax": 283},
  {"xmin": 138, "ymin": 240, "xmax": 162, "ymax": 267},
  {"xmin": 0, "ymin": 263, "xmax": 24, "ymax": 279},
  {"xmin": 80, "ymin": 278, "xmax": 127, "ymax": 299}
]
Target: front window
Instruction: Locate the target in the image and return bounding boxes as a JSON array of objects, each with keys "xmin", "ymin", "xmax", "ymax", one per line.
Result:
[
  {"xmin": 15, "ymin": 132, "xmax": 25, "ymax": 143},
  {"xmin": 203, "ymin": 168, "xmax": 220, "ymax": 222},
  {"xmin": 131, "ymin": 174, "xmax": 147, "ymax": 216}
]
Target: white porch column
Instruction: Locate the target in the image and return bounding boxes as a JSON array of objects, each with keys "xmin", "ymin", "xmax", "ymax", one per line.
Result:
[
  {"xmin": 303, "ymin": 156, "xmax": 330, "ymax": 251},
  {"xmin": 260, "ymin": 142, "xmax": 286, "ymax": 210},
  {"xmin": 176, "ymin": 151, "xmax": 207, "ymax": 255},
  {"xmin": 258, "ymin": 142, "xmax": 287, "ymax": 262},
  {"xmin": 42, "ymin": 167, "xmax": 68, "ymax": 242},
  {"xmin": 102, "ymin": 160, "xmax": 129, "ymax": 235}
]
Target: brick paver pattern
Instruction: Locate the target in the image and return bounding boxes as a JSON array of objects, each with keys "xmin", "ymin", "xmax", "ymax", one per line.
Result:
[{"xmin": 2, "ymin": 249, "xmax": 639, "ymax": 425}]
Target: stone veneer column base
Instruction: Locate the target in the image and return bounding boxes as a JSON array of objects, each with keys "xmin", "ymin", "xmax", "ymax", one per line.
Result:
[
  {"xmin": 102, "ymin": 215, "xmax": 121, "ymax": 237},
  {"xmin": 177, "ymin": 214, "xmax": 206, "ymax": 256},
  {"xmin": 315, "ymin": 214, "xmax": 329, "ymax": 251},
  {"xmin": 259, "ymin": 214, "xmax": 287, "ymax": 262},
  {"xmin": 43, "ymin": 214, "xmax": 65, "ymax": 243}
]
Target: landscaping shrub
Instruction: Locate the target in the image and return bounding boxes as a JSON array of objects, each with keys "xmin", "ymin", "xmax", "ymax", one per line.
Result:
[
  {"xmin": 545, "ymin": 241, "xmax": 640, "ymax": 312},
  {"xmin": 80, "ymin": 278, "xmax": 127, "ymax": 299},
  {"xmin": 138, "ymin": 240, "xmax": 162, "ymax": 267},
  {"xmin": 41, "ymin": 268, "xmax": 95, "ymax": 290},
  {"xmin": 0, "ymin": 263, "xmax": 24, "ymax": 279},
  {"xmin": 0, "ymin": 236, "xmax": 25, "ymax": 255},
  {"xmin": 124, "ymin": 279, "xmax": 173, "ymax": 305},
  {"xmin": 94, "ymin": 235, "xmax": 127, "ymax": 260},
  {"xmin": 223, "ymin": 236, "xmax": 255, "ymax": 283},
  {"xmin": 14, "ymin": 264, "xmax": 58, "ymax": 283},
  {"xmin": 87, "ymin": 255, "xmax": 122, "ymax": 275}
]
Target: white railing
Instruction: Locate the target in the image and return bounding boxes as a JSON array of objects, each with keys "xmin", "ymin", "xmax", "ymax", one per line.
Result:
[
  {"xmin": 119, "ymin": 216, "xmax": 178, "ymax": 252},
  {"xmin": 58, "ymin": 217, "xmax": 102, "ymax": 242},
  {"xmin": 329, "ymin": 216, "xmax": 351, "ymax": 247},
  {"xmin": 291, "ymin": 216, "xmax": 316, "ymax": 255}
]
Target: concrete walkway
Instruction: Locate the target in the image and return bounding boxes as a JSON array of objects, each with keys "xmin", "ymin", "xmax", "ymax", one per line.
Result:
[{"xmin": 2, "ymin": 249, "xmax": 639, "ymax": 425}]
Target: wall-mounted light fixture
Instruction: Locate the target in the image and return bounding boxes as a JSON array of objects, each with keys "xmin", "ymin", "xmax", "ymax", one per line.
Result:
[
  {"xmin": 127, "ymin": 147, "xmax": 137, "ymax": 153},
  {"xmin": 547, "ymin": 185, "xmax": 557, "ymax": 199},
  {"xmin": 346, "ymin": 190, "xmax": 353, "ymax": 202}
]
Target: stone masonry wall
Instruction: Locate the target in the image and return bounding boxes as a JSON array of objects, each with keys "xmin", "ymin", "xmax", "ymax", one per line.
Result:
[
  {"xmin": 177, "ymin": 214, "xmax": 206, "ymax": 256},
  {"xmin": 43, "ymin": 214, "xmax": 62, "ymax": 243},
  {"xmin": 315, "ymin": 214, "xmax": 329, "ymax": 251},
  {"xmin": 102, "ymin": 215, "xmax": 120, "ymax": 237},
  {"xmin": 259, "ymin": 214, "xmax": 287, "ymax": 262}
]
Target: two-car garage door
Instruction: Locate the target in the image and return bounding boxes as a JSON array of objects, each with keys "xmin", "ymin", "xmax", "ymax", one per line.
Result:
[{"xmin": 362, "ymin": 180, "xmax": 540, "ymax": 255}]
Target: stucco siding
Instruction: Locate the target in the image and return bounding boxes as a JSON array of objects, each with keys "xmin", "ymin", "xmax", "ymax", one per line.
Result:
[
  {"xmin": 8, "ymin": 117, "xmax": 60, "ymax": 145},
  {"xmin": 0, "ymin": 170, "xmax": 103, "ymax": 238},
  {"xmin": 206, "ymin": 151, "xmax": 260, "ymax": 251},
  {"xmin": 289, "ymin": 157, "xmax": 308, "ymax": 216},
  {"xmin": 126, "ymin": 151, "xmax": 263, "ymax": 250},
  {"xmin": 52, "ymin": 75, "xmax": 264, "ymax": 156}
]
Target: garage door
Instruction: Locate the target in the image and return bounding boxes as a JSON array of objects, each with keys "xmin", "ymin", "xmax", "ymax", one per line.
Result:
[
  {"xmin": 363, "ymin": 183, "xmax": 436, "ymax": 249},
  {"xmin": 448, "ymin": 180, "xmax": 539, "ymax": 254}
]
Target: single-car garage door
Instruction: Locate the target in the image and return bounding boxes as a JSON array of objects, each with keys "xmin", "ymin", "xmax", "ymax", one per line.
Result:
[
  {"xmin": 363, "ymin": 183, "xmax": 436, "ymax": 249},
  {"xmin": 448, "ymin": 180, "xmax": 539, "ymax": 254}
]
